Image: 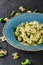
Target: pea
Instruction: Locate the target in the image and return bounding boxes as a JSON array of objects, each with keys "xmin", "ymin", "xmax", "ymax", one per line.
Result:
[
  {"xmin": 18, "ymin": 36, "xmax": 22, "ymax": 42},
  {"xmin": 0, "ymin": 18, "xmax": 4, "ymax": 22},
  {"xmin": 0, "ymin": 53, "xmax": 4, "ymax": 57}
]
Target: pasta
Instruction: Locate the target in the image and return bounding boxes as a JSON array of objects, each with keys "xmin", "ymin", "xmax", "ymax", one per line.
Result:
[{"xmin": 14, "ymin": 21, "xmax": 43, "ymax": 46}]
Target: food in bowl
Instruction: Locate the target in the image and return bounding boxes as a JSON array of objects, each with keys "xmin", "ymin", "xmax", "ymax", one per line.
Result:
[{"xmin": 14, "ymin": 21, "xmax": 43, "ymax": 46}]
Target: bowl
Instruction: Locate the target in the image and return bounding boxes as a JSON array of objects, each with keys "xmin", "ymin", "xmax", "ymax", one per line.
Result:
[{"xmin": 3, "ymin": 13, "xmax": 43, "ymax": 51}]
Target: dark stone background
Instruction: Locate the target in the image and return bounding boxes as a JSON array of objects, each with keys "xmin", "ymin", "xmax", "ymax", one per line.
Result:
[{"xmin": 0, "ymin": 0, "xmax": 43, "ymax": 65}]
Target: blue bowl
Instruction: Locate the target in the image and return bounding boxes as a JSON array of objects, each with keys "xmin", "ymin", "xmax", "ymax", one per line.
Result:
[{"xmin": 3, "ymin": 13, "xmax": 43, "ymax": 51}]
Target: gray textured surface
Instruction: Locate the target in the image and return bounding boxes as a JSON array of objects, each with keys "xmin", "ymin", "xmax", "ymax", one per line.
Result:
[
  {"xmin": 0, "ymin": 0, "xmax": 43, "ymax": 18},
  {"xmin": 0, "ymin": 0, "xmax": 43, "ymax": 65}
]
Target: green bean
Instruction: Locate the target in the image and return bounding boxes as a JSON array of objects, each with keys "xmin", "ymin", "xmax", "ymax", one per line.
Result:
[
  {"xmin": 15, "ymin": 12, "xmax": 21, "ymax": 16},
  {"xmin": 0, "ymin": 46, "xmax": 2, "ymax": 48},
  {"xmin": 28, "ymin": 24, "xmax": 33, "ymax": 26},
  {"xmin": 38, "ymin": 38, "xmax": 43, "ymax": 44},
  {"xmin": 18, "ymin": 36, "xmax": 22, "ymax": 42},
  {"xmin": 33, "ymin": 9, "xmax": 39, "ymax": 12},
  {"xmin": 0, "ymin": 18, "xmax": 4, "ymax": 22},
  {"xmin": 0, "ymin": 53, "xmax": 4, "ymax": 57},
  {"xmin": 11, "ymin": 11, "xmax": 16, "ymax": 17},
  {"xmin": 27, "ymin": 32, "xmax": 31, "ymax": 38},
  {"xmin": 21, "ymin": 59, "xmax": 31, "ymax": 65}
]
